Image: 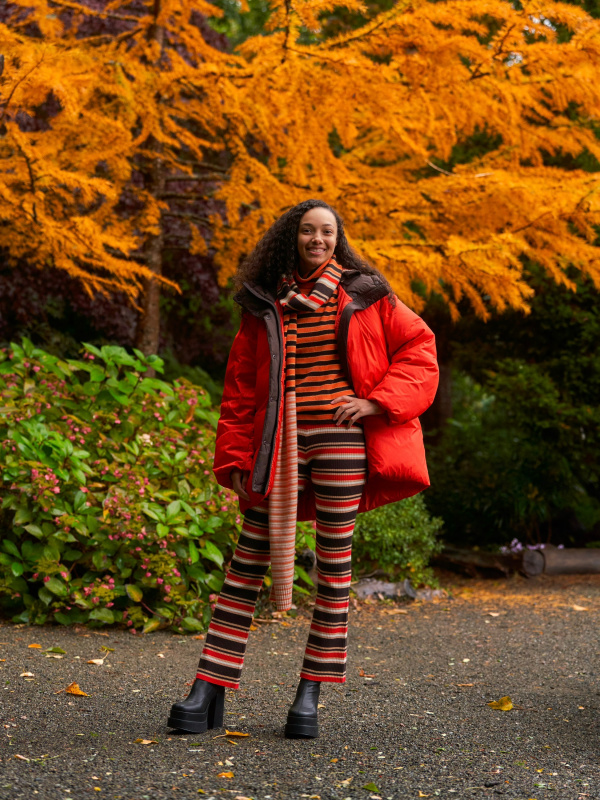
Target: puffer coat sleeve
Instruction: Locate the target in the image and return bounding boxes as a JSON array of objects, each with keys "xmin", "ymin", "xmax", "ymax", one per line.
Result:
[
  {"xmin": 366, "ymin": 297, "xmax": 438, "ymax": 424},
  {"xmin": 212, "ymin": 312, "xmax": 258, "ymax": 490}
]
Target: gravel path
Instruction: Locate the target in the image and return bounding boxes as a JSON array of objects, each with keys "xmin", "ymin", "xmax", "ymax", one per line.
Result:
[{"xmin": 1, "ymin": 574, "xmax": 599, "ymax": 800}]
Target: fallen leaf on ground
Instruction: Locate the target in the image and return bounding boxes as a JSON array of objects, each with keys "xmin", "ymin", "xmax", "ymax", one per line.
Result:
[
  {"xmin": 217, "ymin": 771, "xmax": 234, "ymax": 778},
  {"xmin": 456, "ymin": 683, "xmax": 474, "ymax": 687},
  {"xmin": 192, "ymin": 634, "xmax": 205, "ymax": 640},
  {"xmin": 157, "ymin": 653, "xmax": 165, "ymax": 658},
  {"xmin": 14, "ymin": 754, "xmax": 30, "ymax": 761},
  {"xmin": 359, "ymin": 669, "xmax": 376, "ymax": 678},
  {"xmin": 234, "ymin": 796, "xmax": 253, "ymax": 800},
  {"xmin": 100, "ymin": 646, "xmax": 114, "ymax": 653},
  {"xmin": 225, "ymin": 730, "xmax": 249, "ymax": 737},
  {"xmin": 20, "ymin": 672, "xmax": 34, "ymax": 677},
  {"xmin": 249, "ymin": 625, "xmax": 258, "ymax": 632},
  {"xmin": 363, "ymin": 783, "xmax": 379, "ymax": 792},
  {"xmin": 65, "ymin": 682, "xmax": 89, "ymax": 696},
  {"xmin": 338, "ymin": 777, "xmax": 353, "ymax": 786},
  {"xmin": 28, "ymin": 644, "xmax": 42, "ymax": 649},
  {"xmin": 384, "ymin": 608, "xmax": 408, "ymax": 615},
  {"xmin": 44, "ymin": 647, "xmax": 66, "ymax": 654},
  {"xmin": 46, "ymin": 654, "xmax": 64, "ymax": 659},
  {"xmin": 488, "ymin": 695, "xmax": 513, "ymax": 711},
  {"xmin": 318, "ymin": 703, "xmax": 326, "ymax": 709},
  {"xmin": 330, "ymin": 757, "xmax": 338, "ymax": 763},
  {"xmin": 572, "ymin": 605, "xmax": 588, "ymax": 611},
  {"xmin": 134, "ymin": 738, "xmax": 158, "ymax": 745},
  {"xmin": 486, "ymin": 612, "xmax": 501, "ymax": 617},
  {"xmin": 226, "ymin": 739, "xmax": 239, "ymax": 745},
  {"xmin": 87, "ymin": 659, "xmax": 106, "ymax": 665},
  {"xmin": 418, "ymin": 793, "xmax": 430, "ymax": 798}
]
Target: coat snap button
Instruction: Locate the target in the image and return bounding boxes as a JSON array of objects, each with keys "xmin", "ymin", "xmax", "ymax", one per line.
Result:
[
  {"xmin": 265, "ymin": 314, "xmax": 270, "ymax": 320},
  {"xmin": 272, "ymin": 354, "xmax": 276, "ymax": 359}
]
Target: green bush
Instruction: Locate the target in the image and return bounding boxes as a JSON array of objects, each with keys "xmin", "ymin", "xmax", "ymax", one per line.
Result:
[
  {"xmin": 352, "ymin": 495, "xmax": 443, "ymax": 586},
  {"xmin": 426, "ymin": 362, "xmax": 600, "ymax": 548},
  {"xmin": 0, "ymin": 339, "xmax": 241, "ymax": 632}
]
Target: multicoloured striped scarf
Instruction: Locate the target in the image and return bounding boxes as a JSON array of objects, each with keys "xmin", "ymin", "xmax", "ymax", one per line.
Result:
[
  {"xmin": 269, "ymin": 257, "xmax": 344, "ymax": 611},
  {"xmin": 278, "ymin": 257, "xmax": 344, "ymax": 312}
]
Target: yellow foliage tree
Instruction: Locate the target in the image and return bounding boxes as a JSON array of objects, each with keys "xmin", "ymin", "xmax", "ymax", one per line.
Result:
[
  {"xmin": 212, "ymin": 0, "xmax": 600, "ymax": 320},
  {"xmin": 0, "ymin": 27, "xmax": 144, "ymax": 298},
  {"xmin": 2, "ymin": 0, "xmax": 599, "ymax": 353},
  {"xmin": 1, "ymin": 0, "xmax": 233, "ymax": 351}
]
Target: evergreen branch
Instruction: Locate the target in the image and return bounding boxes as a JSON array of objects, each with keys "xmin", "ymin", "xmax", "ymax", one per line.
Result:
[
  {"xmin": 0, "ymin": 56, "xmax": 46, "ymax": 123},
  {"xmin": 427, "ymin": 161, "xmax": 453, "ymax": 176}
]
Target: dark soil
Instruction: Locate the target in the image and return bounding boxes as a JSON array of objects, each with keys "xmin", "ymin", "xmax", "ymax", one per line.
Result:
[{"xmin": 1, "ymin": 573, "xmax": 599, "ymax": 799}]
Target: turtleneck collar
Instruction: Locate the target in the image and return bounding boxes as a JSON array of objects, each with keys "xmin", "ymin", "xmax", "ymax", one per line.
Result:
[{"xmin": 294, "ymin": 257, "xmax": 333, "ymax": 287}]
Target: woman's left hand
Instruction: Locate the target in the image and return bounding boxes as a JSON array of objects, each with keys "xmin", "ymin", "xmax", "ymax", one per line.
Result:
[{"xmin": 331, "ymin": 395, "xmax": 384, "ymax": 427}]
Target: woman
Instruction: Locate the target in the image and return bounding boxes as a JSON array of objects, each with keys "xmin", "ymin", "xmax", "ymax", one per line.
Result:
[{"xmin": 167, "ymin": 199, "xmax": 439, "ymax": 739}]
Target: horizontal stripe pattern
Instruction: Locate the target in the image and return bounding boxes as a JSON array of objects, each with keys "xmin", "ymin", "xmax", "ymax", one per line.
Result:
[
  {"xmin": 298, "ymin": 426, "xmax": 366, "ymax": 682},
  {"xmin": 196, "ymin": 426, "xmax": 366, "ymax": 688},
  {"xmin": 279, "ymin": 258, "xmax": 354, "ymax": 424}
]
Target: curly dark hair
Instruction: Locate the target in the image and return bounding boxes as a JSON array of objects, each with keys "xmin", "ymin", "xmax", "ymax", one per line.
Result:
[{"xmin": 235, "ymin": 199, "xmax": 393, "ymax": 297}]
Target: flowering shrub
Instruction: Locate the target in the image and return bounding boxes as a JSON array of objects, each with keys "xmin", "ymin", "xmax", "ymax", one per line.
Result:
[{"xmin": 0, "ymin": 339, "xmax": 241, "ymax": 632}]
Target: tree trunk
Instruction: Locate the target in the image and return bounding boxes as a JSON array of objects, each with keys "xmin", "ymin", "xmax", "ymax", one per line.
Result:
[
  {"xmin": 135, "ymin": 218, "xmax": 164, "ymax": 356},
  {"xmin": 522, "ymin": 547, "xmax": 600, "ymax": 577},
  {"xmin": 135, "ymin": 4, "xmax": 166, "ymax": 358}
]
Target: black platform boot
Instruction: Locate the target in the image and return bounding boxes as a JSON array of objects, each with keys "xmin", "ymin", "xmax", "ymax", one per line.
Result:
[
  {"xmin": 167, "ymin": 678, "xmax": 225, "ymax": 733},
  {"xmin": 284, "ymin": 678, "xmax": 321, "ymax": 739}
]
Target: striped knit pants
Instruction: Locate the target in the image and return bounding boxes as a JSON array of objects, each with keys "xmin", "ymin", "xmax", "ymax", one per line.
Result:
[{"xmin": 196, "ymin": 425, "xmax": 367, "ymax": 689}]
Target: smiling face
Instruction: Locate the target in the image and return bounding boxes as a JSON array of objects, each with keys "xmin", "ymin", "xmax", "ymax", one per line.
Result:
[{"xmin": 296, "ymin": 208, "xmax": 338, "ymax": 276}]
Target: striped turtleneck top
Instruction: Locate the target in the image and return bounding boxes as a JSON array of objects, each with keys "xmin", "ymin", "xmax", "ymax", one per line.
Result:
[{"xmin": 283, "ymin": 263, "xmax": 356, "ymax": 424}]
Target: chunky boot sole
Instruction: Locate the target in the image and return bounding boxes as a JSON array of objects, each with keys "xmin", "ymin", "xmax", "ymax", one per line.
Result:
[
  {"xmin": 167, "ymin": 689, "xmax": 225, "ymax": 733},
  {"xmin": 284, "ymin": 713, "xmax": 319, "ymax": 739}
]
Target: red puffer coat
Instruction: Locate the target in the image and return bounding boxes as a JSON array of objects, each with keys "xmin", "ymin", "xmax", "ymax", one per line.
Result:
[{"xmin": 213, "ymin": 271, "xmax": 439, "ymax": 519}]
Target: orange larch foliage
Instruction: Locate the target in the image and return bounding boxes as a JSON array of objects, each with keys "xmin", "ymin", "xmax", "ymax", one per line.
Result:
[
  {"xmin": 2, "ymin": 0, "xmax": 599, "ymax": 324},
  {"xmin": 1, "ymin": 0, "xmax": 233, "ymax": 315},
  {"xmin": 212, "ymin": 0, "xmax": 600, "ymax": 319}
]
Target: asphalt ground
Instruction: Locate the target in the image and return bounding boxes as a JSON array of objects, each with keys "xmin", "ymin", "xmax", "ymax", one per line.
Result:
[{"xmin": 1, "ymin": 573, "xmax": 599, "ymax": 800}]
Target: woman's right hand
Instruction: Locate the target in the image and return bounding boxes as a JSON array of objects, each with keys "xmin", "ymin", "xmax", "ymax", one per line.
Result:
[{"xmin": 231, "ymin": 469, "xmax": 250, "ymax": 501}]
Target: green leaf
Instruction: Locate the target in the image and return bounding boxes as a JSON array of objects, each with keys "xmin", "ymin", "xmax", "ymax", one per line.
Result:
[
  {"xmin": 73, "ymin": 491, "xmax": 88, "ymax": 513},
  {"xmin": 200, "ymin": 540, "xmax": 224, "ymax": 568},
  {"xmin": 3, "ymin": 540, "xmax": 20, "ymax": 558},
  {"xmin": 38, "ymin": 587, "xmax": 54, "ymax": 606},
  {"xmin": 142, "ymin": 618, "xmax": 161, "ymax": 634},
  {"xmin": 44, "ymin": 647, "xmax": 67, "ymax": 654},
  {"xmin": 24, "ymin": 524, "xmax": 44, "ymax": 538},
  {"xmin": 181, "ymin": 616, "xmax": 203, "ymax": 632},
  {"xmin": 92, "ymin": 552, "xmax": 107, "ymax": 570},
  {"xmin": 11, "ymin": 562, "xmax": 24, "ymax": 577},
  {"xmin": 89, "ymin": 608, "xmax": 115, "ymax": 624},
  {"xmin": 189, "ymin": 541, "xmax": 199, "ymax": 564},
  {"xmin": 166, "ymin": 500, "xmax": 181, "ymax": 522},
  {"xmin": 362, "ymin": 783, "xmax": 379, "ymax": 792},
  {"xmin": 205, "ymin": 572, "xmax": 224, "ymax": 593},
  {"xmin": 13, "ymin": 508, "xmax": 31, "ymax": 526},
  {"xmin": 156, "ymin": 523, "xmax": 169, "ymax": 537},
  {"xmin": 125, "ymin": 584, "xmax": 143, "ymax": 603},
  {"xmin": 45, "ymin": 577, "xmax": 68, "ymax": 597}
]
